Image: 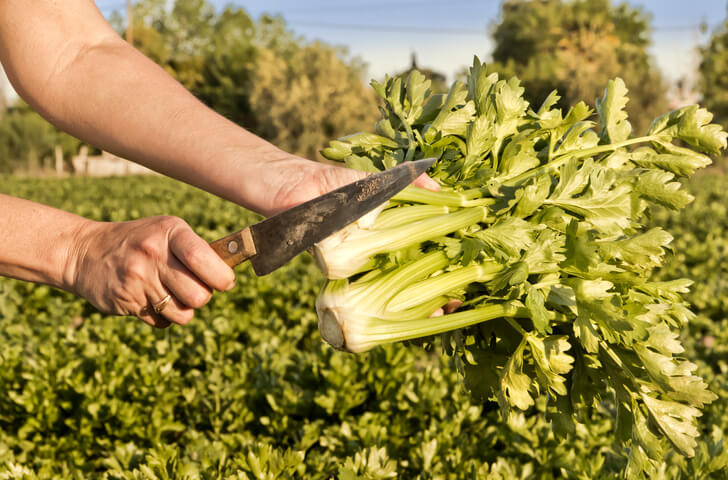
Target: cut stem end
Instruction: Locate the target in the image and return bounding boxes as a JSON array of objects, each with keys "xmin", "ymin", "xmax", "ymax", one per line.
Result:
[{"xmin": 319, "ymin": 308, "xmax": 346, "ymax": 351}]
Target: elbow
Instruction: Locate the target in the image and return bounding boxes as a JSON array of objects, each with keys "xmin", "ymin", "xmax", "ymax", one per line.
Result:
[{"xmin": 9, "ymin": 32, "xmax": 124, "ymax": 122}]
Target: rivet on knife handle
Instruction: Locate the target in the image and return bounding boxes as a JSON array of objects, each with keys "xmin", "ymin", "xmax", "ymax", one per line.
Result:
[{"xmin": 209, "ymin": 227, "xmax": 257, "ymax": 268}]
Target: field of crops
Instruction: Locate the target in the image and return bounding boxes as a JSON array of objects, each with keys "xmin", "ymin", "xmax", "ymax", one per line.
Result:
[{"xmin": 0, "ymin": 174, "xmax": 726, "ymax": 479}]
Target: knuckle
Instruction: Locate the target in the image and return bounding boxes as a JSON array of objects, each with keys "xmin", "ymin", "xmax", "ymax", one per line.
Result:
[
  {"xmin": 186, "ymin": 289, "xmax": 212, "ymax": 309},
  {"xmin": 221, "ymin": 268, "xmax": 236, "ymax": 290},
  {"xmin": 109, "ymin": 285, "xmax": 134, "ymax": 309},
  {"xmin": 184, "ymin": 245, "xmax": 208, "ymax": 271},
  {"xmin": 138, "ymin": 235, "xmax": 163, "ymax": 259},
  {"xmin": 159, "ymin": 215, "xmax": 186, "ymax": 230},
  {"xmin": 208, "ymin": 268, "xmax": 235, "ymax": 292},
  {"xmin": 123, "ymin": 257, "xmax": 147, "ymax": 281}
]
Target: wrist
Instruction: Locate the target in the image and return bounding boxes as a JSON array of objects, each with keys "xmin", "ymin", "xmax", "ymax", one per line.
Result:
[
  {"xmin": 58, "ymin": 218, "xmax": 101, "ymax": 295},
  {"xmin": 222, "ymin": 143, "xmax": 323, "ymax": 216}
]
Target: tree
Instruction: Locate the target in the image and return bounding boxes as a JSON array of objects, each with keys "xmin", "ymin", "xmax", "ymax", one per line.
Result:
[
  {"xmin": 247, "ymin": 41, "xmax": 378, "ymax": 159},
  {"xmin": 699, "ymin": 22, "xmax": 728, "ymax": 130},
  {"xmin": 123, "ymin": 0, "xmax": 378, "ymax": 160},
  {"xmin": 489, "ymin": 0, "xmax": 668, "ymax": 136},
  {"xmin": 119, "ymin": 0, "xmax": 215, "ymax": 91}
]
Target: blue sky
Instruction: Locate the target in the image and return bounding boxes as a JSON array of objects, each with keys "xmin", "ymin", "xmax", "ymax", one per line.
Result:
[
  {"xmin": 236, "ymin": 0, "xmax": 725, "ymax": 86},
  {"xmin": 93, "ymin": 0, "xmax": 727, "ymax": 86},
  {"xmin": 2, "ymin": 1, "xmax": 724, "ymax": 102}
]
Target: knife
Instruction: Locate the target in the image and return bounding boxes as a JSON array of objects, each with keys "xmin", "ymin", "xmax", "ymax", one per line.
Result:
[{"xmin": 208, "ymin": 158, "xmax": 436, "ymax": 275}]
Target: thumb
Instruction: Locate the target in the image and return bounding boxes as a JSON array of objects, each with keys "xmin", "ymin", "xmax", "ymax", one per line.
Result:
[
  {"xmin": 325, "ymin": 166, "xmax": 439, "ymax": 193},
  {"xmin": 320, "ymin": 165, "xmax": 367, "ymax": 193}
]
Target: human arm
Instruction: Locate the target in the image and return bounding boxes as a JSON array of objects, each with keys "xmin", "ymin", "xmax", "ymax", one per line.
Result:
[
  {"xmin": 0, "ymin": 0, "xmax": 439, "ymax": 327},
  {"xmin": 0, "ymin": 193, "xmax": 235, "ymax": 328},
  {"xmin": 0, "ymin": 0, "xmax": 438, "ymax": 217}
]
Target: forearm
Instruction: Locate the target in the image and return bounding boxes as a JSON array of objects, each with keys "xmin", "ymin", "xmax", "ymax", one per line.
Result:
[
  {"xmin": 0, "ymin": 193, "xmax": 235, "ymax": 326},
  {"xmin": 17, "ymin": 39, "xmax": 285, "ymax": 215},
  {"xmin": 0, "ymin": 194, "xmax": 89, "ymax": 290},
  {"xmin": 0, "ymin": 1, "xmax": 293, "ymax": 215},
  {"xmin": 0, "ymin": 1, "xmax": 435, "ymax": 219}
]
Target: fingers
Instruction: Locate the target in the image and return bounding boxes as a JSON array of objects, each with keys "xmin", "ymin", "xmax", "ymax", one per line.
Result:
[
  {"xmin": 443, "ymin": 299, "xmax": 462, "ymax": 314},
  {"xmin": 138, "ymin": 310, "xmax": 173, "ymax": 329},
  {"xmin": 334, "ymin": 167, "xmax": 368, "ymax": 185},
  {"xmin": 412, "ymin": 172, "xmax": 441, "ymax": 192},
  {"xmin": 133, "ymin": 278, "xmax": 194, "ymax": 327},
  {"xmin": 266, "ymin": 158, "xmax": 440, "ymax": 217},
  {"xmin": 143, "ymin": 220, "xmax": 234, "ymax": 327},
  {"xmin": 168, "ymin": 223, "xmax": 236, "ymax": 292},
  {"xmin": 430, "ymin": 299, "xmax": 463, "ymax": 318},
  {"xmin": 152, "ymin": 220, "xmax": 234, "ymax": 326},
  {"xmin": 75, "ymin": 216, "xmax": 237, "ymax": 329},
  {"xmin": 146, "ymin": 294, "xmax": 194, "ymax": 327},
  {"xmin": 160, "ymin": 254, "xmax": 212, "ymax": 310},
  {"xmin": 331, "ymin": 164, "xmax": 439, "ymax": 194}
]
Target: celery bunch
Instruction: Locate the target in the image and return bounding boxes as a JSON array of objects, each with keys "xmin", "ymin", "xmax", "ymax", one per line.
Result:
[{"xmin": 315, "ymin": 57, "xmax": 726, "ymax": 475}]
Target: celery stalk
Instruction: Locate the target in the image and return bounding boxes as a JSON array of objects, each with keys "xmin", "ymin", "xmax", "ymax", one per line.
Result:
[
  {"xmin": 313, "ymin": 207, "xmax": 487, "ymax": 279},
  {"xmin": 386, "ymin": 261, "xmax": 503, "ymax": 312}
]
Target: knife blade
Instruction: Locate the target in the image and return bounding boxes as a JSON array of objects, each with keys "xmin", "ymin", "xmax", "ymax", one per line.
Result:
[{"xmin": 208, "ymin": 158, "xmax": 436, "ymax": 275}]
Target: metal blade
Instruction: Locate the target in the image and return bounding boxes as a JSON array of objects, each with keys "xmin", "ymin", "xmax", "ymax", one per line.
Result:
[{"xmin": 248, "ymin": 157, "xmax": 436, "ymax": 275}]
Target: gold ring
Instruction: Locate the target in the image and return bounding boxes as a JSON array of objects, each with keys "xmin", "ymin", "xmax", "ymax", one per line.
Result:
[{"xmin": 152, "ymin": 294, "xmax": 172, "ymax": 314}]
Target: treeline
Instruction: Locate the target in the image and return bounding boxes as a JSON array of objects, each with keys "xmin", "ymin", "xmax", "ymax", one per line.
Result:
[
  {"xmin": 117, "ymin": 1, "xmax": 378, "ymax": 161},
  {"xmin": 0, "ymin": 104, "xmax": 82, "ymax": 173},
  {"xmin": 487, "ymin": 0, "xmax": 668, "ymax": 137},
  {"xmin": 2, "ymin": 0, "xmax": 728, "ymax": 173}
]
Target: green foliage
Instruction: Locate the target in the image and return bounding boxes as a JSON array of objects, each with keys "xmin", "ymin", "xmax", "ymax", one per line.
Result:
[
  {"xmin": 321, "ymin": 60, "xmax": 728, "ymax": 477},
  {"xmin": 245, "ymin": 41, "xmax": 378, "ymax": 160},
  {"xmin": 1, "ymin": 175, "xmax": 728, "ymax": 478},
  {"xmin": 0, "ymin": 0, "xmax": 377, "ymax": 173},
  {"xmin": 126, "ymin": 0, "xmax": 378, "ymax": 160},
  {"xmin": 488, "ymin": 0, "xmax": 668, "ymax": 136},
  {"xmin": 699, "ymin": 20, "xmax": 728, "ymax": 131},
  {"xmin": 0, "ymin": 105, "xmax": 81, "ymax": 173}
]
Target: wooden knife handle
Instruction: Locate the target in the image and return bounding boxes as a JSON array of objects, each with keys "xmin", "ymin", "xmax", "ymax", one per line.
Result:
[{"xmin": 209, "ymin": 227, "xmax": 257, "ymax": 268}]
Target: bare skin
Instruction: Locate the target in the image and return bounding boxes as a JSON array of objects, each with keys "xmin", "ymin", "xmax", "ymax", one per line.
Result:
[{"xmin": 0, "ymin": 0, "xmax": 439, "ymax": 327}]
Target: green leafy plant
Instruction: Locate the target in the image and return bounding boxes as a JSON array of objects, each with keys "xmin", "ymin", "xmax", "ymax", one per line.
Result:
[
  {"xmin": 699, "ymin": 18, "xmax": 728, "ymax": 132},
  {"xmin": 317, "ymin": 58, "xmax": 727, "ymax": 476},
  {"xmin": 2, "ymin": 174, "xmax": 728, "ymax": 478}
]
